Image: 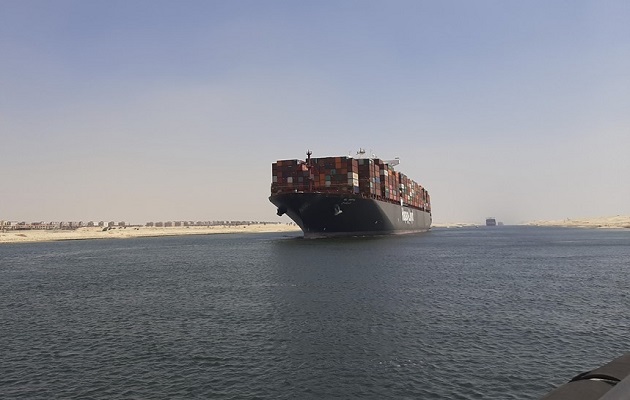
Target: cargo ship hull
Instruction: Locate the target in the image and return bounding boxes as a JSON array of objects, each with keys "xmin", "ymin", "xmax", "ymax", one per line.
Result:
[{"xmin": 270, "ymin": 192, "xmax": 431, "ymax": 238}]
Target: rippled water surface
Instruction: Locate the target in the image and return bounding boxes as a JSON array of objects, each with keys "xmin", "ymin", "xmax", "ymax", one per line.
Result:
[{"xmin": 1, "ymin": 227, "xmax": 629, "ymax": 399}]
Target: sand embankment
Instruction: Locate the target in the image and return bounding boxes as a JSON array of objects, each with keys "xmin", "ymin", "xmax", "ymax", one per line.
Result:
[
  {"xmin": 526, "ymin": 215, "xmax": 630, "ymax": 229},
  {"xmin": 431, "ymin": 222, "xmax": 479, "ymax": 228},
  {"xmin": 0, "ymin": 224, "xmax": 301, "ymax": 244}
]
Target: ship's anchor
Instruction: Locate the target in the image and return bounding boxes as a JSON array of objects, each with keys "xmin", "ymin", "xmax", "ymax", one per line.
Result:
[{"xmin": 333, "ymin": 204, "xmax": 343, "ymax": 216}]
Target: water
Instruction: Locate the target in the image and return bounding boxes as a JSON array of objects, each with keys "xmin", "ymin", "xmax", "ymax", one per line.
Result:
[{"xmin": 1, "ymin": 227, "xmax": 629, "ymax": 399}]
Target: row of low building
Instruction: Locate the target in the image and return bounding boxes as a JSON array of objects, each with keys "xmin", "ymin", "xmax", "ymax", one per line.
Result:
[
  {"xmin": 1, "ymin": 220, "xmax": 283, "ymax": 231},
  {"xmin": 1, "ymin": 221, "xmax": 127, "ymax": 230},
  {"xmin": 145, "ymin": 221, "xmax": 282, "ymax": 227}
]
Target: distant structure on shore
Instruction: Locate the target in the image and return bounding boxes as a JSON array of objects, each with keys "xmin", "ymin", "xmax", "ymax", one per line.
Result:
[
  {"xmin": 0, "ymin": 220, "xmax": 114, "ymax": 231},
  {"xmin": 1, "ymin": 220, "xmax": 281, "ymax": 231},
  {"xmin": 144, "ymin": 221, "xmax": 281, "ymax": 228},
  {"xmin": 485, "ymin": 217, "xmax": 497, "ymax": 226}
]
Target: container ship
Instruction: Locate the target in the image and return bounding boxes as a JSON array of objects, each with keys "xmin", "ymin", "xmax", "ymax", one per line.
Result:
[{"xmin": 269, "ymin": 150, "xmax": 431, "ymax": 238}]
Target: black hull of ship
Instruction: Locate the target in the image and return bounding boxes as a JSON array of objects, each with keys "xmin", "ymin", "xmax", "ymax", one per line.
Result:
[{"xmin": 269, "ymin": 192, "xmax": 432, "ymax": 238}]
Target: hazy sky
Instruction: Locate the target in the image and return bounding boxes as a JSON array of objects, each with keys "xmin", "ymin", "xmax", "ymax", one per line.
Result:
[{"xmin": 2, "ymin": 0, "xmax": 629, "ymax": 224}]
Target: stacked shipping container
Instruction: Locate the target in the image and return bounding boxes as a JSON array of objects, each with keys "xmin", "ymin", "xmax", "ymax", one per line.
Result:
[
  {"xmin": 271, "ymin": 156, "xmax": 430, "ymax": 211},
  {"xmin": 271, "ymin": 159, "xmax": 311, "ymax": 192},
  {"xmin": 357, "ymin": 158, "xmax": 379, "ymax": 197},
  {"xmin": 312, "ymin": 156, "xmax": 359, "ymax": 194},
  {"xmin": 271, "ymin": 157, "xmax": 359, "ymax": 194},
  {"xmin": 377, "ymin": 160, "xmax": 400, "ymax": 203},
  {"xmin": 398, "ymin": 172, "xmax": 429, "ymax": 210}
]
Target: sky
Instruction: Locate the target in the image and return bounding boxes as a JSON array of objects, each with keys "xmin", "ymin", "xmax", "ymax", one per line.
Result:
[{"xmin": 1, "ymin": 0, "xmax": 629, "ymax": 225}]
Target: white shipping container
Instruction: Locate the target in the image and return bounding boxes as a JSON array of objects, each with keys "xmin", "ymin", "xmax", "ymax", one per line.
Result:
[
  {"xmin": 287, "ymin": 177, "xmax": 293, "ymax": 183},
  {"xmin": 272, "ymin": 176, "xmax": 278, "ymax": 183}
]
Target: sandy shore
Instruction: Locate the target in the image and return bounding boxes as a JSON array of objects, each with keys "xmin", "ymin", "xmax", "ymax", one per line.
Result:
[
  {"xmin": 4, "ymin": 216, "xmax": 628, "ymax": 244},
  {"xmin": 432, "ymin": 222, "xmax": 479, "ymax": 228},
  {"xmin": 526, "ymin": 215, "xmax": 630, "ymax": 229},
  {"xmin": 0, "ymin": 224, "xmax": 302, "ymax": 244},
  {"xmin": 433, "ymin": 216, "xmax": 630, "ymax": 229}
]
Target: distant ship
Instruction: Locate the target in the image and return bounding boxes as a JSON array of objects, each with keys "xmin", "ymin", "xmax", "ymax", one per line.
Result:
[
  {"xmin": 486, "ymin": 217, "xmax": 497, "ymax": 226},
  {"xmin": 269, "ymin": 151, "xmax": 432, "ymax": 238}
]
